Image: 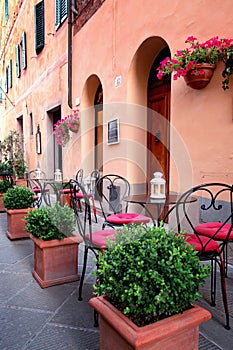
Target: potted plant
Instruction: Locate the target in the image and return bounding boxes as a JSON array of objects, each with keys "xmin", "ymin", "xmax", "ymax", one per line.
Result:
[
  {"xmin": 2, "ymin": 186, "xmax": 35, "ymax": 239},
  {"xmin": 89, "ymin": 224, "xmax": 211, "ymax": 350},
  {"xmin": 25, "ymin": 203, "xmax": 82, "ymax": 288},
  {"xmin": 0, "ymin": 179, "xmax": 13, "ymax": 212},
  {"xmin": 157, "ymin": 36, "xmax": 233, "ymax": 90},
  {"xmin": 53, "ymin": 110, "xmax": 80, "ymax": 147},
  {"xmin": 0, "ymin": 130, "xmax": 27, "ymax": 185}
]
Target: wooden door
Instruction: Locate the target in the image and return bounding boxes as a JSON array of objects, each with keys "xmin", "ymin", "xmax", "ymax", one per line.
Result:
[{"xmin": 147, "ymin": 82, "xmax": 170, "ymax": 194}]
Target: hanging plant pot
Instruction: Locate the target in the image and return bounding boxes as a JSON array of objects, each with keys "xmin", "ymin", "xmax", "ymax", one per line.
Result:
[
  {"xmin": 69, "ymin": 123, "xmax": 80, "ymax": 133},
  {"xmin": 184, "ymin": 63, "xmax": 216, "ymax": 89}
]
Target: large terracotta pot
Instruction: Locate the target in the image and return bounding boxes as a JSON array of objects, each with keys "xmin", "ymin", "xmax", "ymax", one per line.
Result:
[
  {"xmin": 6, "ymin": 208, "xmax": 33, "ymax": 240},
  {"xmin": 30, "ymin": 234, "xmax": 82, "ymax": 288},
  {"xmin": 184, "ymin": 63, "xmax": 216, "ymax": 89},
  {"xmin": 89, "ymin": 295, "xmax": 211, "ymax": 350},
  {"xmin": 15, "ymin": 178, "xmax": 27, "ymax": 187}
]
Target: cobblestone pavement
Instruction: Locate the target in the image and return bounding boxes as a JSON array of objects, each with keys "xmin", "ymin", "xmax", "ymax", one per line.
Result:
[{"xmin": 0, "ymin": 212, "xmax": 233, "ymax": 349}]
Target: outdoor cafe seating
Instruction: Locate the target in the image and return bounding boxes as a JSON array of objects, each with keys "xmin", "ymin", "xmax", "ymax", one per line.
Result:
[
  {"xmin": 95, "ymin": 174, "xmax": 150, "ymax": 229},
  {"xmin": 167, "ymin": 182, "xmax": 233, "ymax": 330}
]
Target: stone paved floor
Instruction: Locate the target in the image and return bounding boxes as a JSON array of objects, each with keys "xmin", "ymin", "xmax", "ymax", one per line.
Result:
[{"xmin": 0, "ymin": 212, "xmax": 233, "ymax": 349}]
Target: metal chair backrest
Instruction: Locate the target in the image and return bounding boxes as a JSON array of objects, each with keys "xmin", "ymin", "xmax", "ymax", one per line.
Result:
[
  {"xmin": 173, "ymin": 182, "xmax": 233, "ymax": 255},
  {"xmin": 75, "ymin": 169, "xmax": 84, "ymax": 184},
  {"xmin": 96, "ymin": 174, "xmax": 130, "ymax": 219},
  {"xmin": 69, "ymin": 179, "xmax": 94, "ymax": 244}
]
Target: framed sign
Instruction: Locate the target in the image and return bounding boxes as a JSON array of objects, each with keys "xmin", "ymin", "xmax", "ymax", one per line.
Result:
[
  {"xmin": 36, "ymin": 125, "xmax": 42, "ymax": 154},
  {"xmin": 107, "ymin": 118, "xmax": 119, "ymax": 145}
]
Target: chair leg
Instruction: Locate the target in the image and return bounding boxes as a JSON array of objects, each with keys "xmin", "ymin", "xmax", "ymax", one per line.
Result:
[
  {"xmin": 219, "ymin": 256, "xmax": 230, "ymax": 330},
  {"xmin": 78, "ymin": 246, "xmax": 88, "ymax": 301},
  {"xmin": 210, "ymin": 258, "xmax": 217, "ymax": 306}
]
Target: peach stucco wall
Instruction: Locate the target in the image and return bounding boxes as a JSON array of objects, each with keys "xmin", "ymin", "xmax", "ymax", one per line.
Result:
[
  {"xmin": 71, "ymin": 0, "xmax": 233, "ymax": 192},
  {"xmin": 1, "ymin": 0, "xmax": 233, "ymax": 193}
]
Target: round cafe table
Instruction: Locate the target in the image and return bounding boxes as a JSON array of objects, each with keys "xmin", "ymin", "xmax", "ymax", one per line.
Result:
[{"xmin": 124, "ymin": 193, "xmax": 197, "ymax": 226}]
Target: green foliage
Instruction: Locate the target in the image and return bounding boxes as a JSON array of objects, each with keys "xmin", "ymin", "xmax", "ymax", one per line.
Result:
[
  {"xmin": 94, "ymin": 224, "xmax": 210, "ymax": 327},
  {"xmin": 0, "ymin": 130, "xmax": 27, "ymax": 178},
  {"xmin": 0, "ymin": 180, "xmax": 13, "ymax": 194},
  {"xmin": 25, "ymin": 203, "xmax": 75, "ymax": 240},
  {"xmin": 3, "ymin": 186, "xmax": 35, "ymax": 209}
]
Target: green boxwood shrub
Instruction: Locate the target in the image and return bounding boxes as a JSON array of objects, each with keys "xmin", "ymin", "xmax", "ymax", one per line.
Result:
[
  {"xmin": 3, "ymin": 186, "xmax": 35, "ymax": 209},
  {"xmin": 94, "ymin": 223, "xmax": 210, "ymax": 327},
  {"xmin": 0, "ymin": 180, "xmax": 13, "ymax": 194},
  {"xmin": 25, "ymin": 203, "xmax": 75, "ymax": 240}
]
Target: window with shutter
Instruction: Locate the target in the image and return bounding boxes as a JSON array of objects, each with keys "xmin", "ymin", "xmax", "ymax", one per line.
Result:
[
  {"xmin": 5, "ymin": 0, "xmax": 9, "ymax": 24},
  {"xmin": 55, "ymin": 0, "xmax": 67, "ymax": 29},
  {"xmin": 5, "ymin": 67, "xmax": 9, "ymax": 93},
  {"xmin": 35, "ymin": 0, "xmax": 45, "ymax": 54},
  {"xmin": 22, "ymin": 32, "xmax": 27, "ymax": 69},
  {"xmin": 9, "ymin": 59, "xmax": 12, "ymax": 88},
  {"xmin": 16, "ymin": 44, "xmax": 21, "ymax": 78}
]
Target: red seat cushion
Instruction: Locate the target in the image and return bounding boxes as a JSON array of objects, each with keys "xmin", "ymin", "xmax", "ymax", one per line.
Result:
[
  {"xmin": 195, "ymin": 222, "xmax": 233, "ymax": 240},
  {"xmin": 86, "ymin": 229, "xmax": 115, "ymax": 249},
  {"xmin": 107, "ymin": 213, "xmax": 150, "ymax": 224},
  {"xmin": 183, "ymin": 233, "xmax": 220, "ymax": 253}
]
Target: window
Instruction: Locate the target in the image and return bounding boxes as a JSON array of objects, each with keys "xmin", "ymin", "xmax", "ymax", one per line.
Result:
[
  {"xmin": 16, "ymin": 44, "xmax": 21, "ymax": 78},
  {"xmin": 5, "ymin": 0, "xmax": 9, "ymax": 24},
  {"xmin": 55, "ymin": 0, "xmax": 67, "ymax": 29},
  {"xmin": 5, "ymin": 66, "xmax": 9, "ymax": 93},
  {"xmin": 35, "ymin": 0, "xmax": 45, "ymax": 54},
  {"xmin": 9, "ymin": 59, "xmax": 12, "ymax": 88},
  {"xmin": 30, "ymin": 113, "xmax": 34, "ymax": 135},
  {"xmin": 22, "ymin": 32, "xmax": 27, "ymax": 70}
]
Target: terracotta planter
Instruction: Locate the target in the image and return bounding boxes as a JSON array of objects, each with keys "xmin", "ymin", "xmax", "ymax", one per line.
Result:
[
  {"xmin": 69, "ymin": 123, "xmax": 80, "ymax": 133},
  {"xmin": 30, "ymin": 234, "xmax": 83, "ymax": 288},
  {"xmin": 0, "ymin": 194, "xmax": 6, "ymax": 212},
  {"xmin": 15, "ymin": 178, "xmax": 27, "ymax": 187},
  {"xmin": 184, "ymin": 63, "xmax": 216, "ymax": 89},
  {"xmin": 6, "ymin": 208, "xmax": 33, "ymax": 240},
  {"xmin": 89, "ymin": 296, "xmax": 211, "ymax": 350}
]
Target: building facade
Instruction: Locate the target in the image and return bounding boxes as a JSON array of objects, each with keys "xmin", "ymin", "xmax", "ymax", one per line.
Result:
[{"xmin": 0, "ymin": 0, "xmax": 233, "ymax": 194}]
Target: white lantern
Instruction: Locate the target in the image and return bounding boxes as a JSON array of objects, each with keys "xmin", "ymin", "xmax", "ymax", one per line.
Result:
[
  {"xmin": 35, "ymin": 168, "xmax": 42, "ymax": 179},
  {"xmin": 150, "ymin": 172, "xmax": 166, "ymax": 199},
  {"xmin": 54, "ymin": 169, "xmax": 62, "ymax": 182}
]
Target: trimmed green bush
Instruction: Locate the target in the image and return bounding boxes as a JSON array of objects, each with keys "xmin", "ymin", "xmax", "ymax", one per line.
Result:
[
  {"xmin": 0, "ymin": 180, "xmax": 13, "ymax": 194},
  {"xmin": 94, "ymin": 223, "xmax": 210, "ymax": 327},
  {"xmin": 25, "ymin": 203, "xmax": 75, "ymax": 240},
  {"xmin": 3, "ymin": 186, "xmax": 35, "ymax": 209}
]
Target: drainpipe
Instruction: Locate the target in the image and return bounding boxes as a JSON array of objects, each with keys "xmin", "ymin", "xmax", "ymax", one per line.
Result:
[{"xmin": 68, "ymin": 0, "xmax": 79, "ymax": 109}]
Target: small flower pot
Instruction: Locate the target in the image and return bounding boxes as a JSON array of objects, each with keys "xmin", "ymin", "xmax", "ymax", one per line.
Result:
[
  {"xmin": 184, "ymin": 63, "xmax": 216, "ymax": 89},
  {"xmin": 69, "ymin": 123, "xmax": 80, "ymax": 133}
]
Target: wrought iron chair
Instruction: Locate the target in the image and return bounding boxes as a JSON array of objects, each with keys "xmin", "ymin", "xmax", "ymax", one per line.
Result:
[
  {"xmin": 96, "ymin": 174, "xmax": 150, "ymax": 229},
  {"xmin": 169, "ymin": 183, "xmax": 232, "ymax": 330},
  {"xmin": 25, "ymin": 169, "xmax": 47, "ymax": 207},
  {"xmin": 69, "ymin": 179, "xmax": 115, "ymax": 319}
]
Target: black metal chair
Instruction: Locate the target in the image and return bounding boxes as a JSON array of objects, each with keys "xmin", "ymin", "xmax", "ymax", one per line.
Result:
[
  {"xmin": 96, "ymin": 174, "xmax": 150, "ymax": 229},
  {"xmin": 69, "ymin": 179, "xmax": 115, "ymax": 323},
  {"xmin": 25, "ymin": 169, "xmax": 48, "ymax": 207},
  {"xmin": 168, "ymin": 183, "xmax": 233, "ymax": 330}
]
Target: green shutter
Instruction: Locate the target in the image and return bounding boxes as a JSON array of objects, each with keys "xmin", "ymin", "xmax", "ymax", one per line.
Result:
[
  {"xmin": 5, "ymin": 67, "xmax": 8, "ymax": 93},
  {"xmin": 16, "ymin": 44, "xmax": 21, "ymax": 78},
  {"xmin": 55, "ymin": 0, "xmax": 67, "ymax": 28},
  {"xmin": 9, "ymin": 59, "xmax": 12, "ymax": 88},
  {"xmin": 35, "ymin": 0, "xmax": 45, "ymax": 54},
  {"xmin": 22, "ymin": 32, "xmax": 27, "ymax": 69}
]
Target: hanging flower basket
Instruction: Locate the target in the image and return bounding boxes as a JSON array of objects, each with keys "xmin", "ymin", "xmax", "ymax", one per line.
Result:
[
  {"xmin": 54, "ymin": 110, "xmax": 80, "ymax": 147},
  {"xmin": 184, "ymin": 63, "xmax": 216, "ymax": 89},
  {"xmin": 157, "ymin": 36, "xmax": 233, "ymax": 90}
]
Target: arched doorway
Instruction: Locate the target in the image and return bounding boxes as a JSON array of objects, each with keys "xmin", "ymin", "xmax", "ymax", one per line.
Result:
[{"xmin": 147, "ymin": 46, "xmax": 171, "ymax": 193}]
